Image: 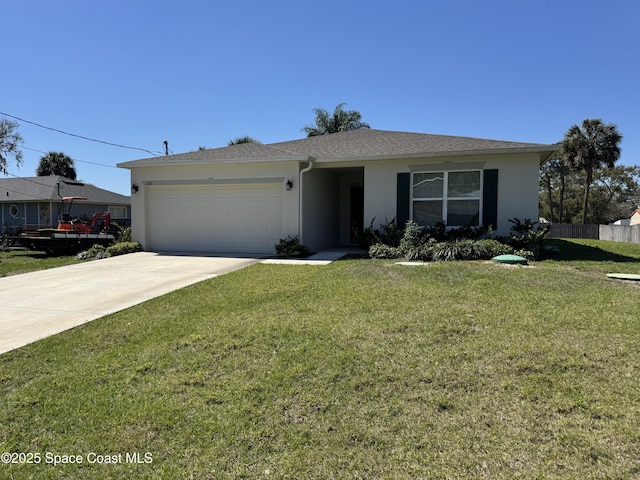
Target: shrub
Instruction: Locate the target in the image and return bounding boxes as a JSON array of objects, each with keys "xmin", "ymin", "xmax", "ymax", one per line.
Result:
[
  {"xmin": 419, "ymin": 222, "xmax": 490, "ymax": 242},
  {"xmin": 106, "ymin": 241, "xmax": 143, "ymax": 257},
  {"xmin": 274, "ymin": 236, "xmax": 311, "ymax": 257},
  {"xmin": 76, "ymin": 244, "xmax": 110, "ymax": 260},
  {"xmin": 474, "ymin": 239, "xmax": 514, "ymax": 259},
  {"xmin": 403, "ymin": 241, "xmax": 434, "ymax": 262},
  {"xmin": 378, "ymin": 218, "xmax": 403, "ymax": 247},
  {"xmin": 508, "ymin": 218, "xmax": 550, "ymax": 254},
  {"xmin": 443, "ymin": 224, "xmax": 491, "ymax": 241},
  {"xmin": 513, "ymin": 249, "xmax": 535, "ymax": 261},
  {"xmin": 354, "ymin": 217, "xmax": 401, "ymax": 249},
  {"xmin": 368, "ymin": 243, "xmax": 402, "ymax": 259},
  {"xmin": 422, "ymin": 222, "xmax": 448, "ymax": 242},
  {"xmin": 354, "ymin": 219, "xmax": 379, "ymax": 249},
  {"xmin": 115, "ymin": 225, "xmax": 133, "ymax": 243},
  {"xmin": 431, "ymin": 242, "xmax": 461, "ymax": 262},
  {"xmin": 431, "ymin": 240, "xmax": 479, "ymax": 261},
  {"xmin": 398, "ymin": 221, "xmax": 499, "ymax": 261},
  {"xmin": 365, "ymin": 218, "xmax": 534, "ymax": 262},
  {"xmin": 399, "ymin": 220, "xmax": 427, "ymax": 254}
]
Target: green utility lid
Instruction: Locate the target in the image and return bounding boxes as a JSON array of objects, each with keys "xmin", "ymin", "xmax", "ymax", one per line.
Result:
[
  {"xmin": 491, "ymin": 254, "xmax": 528, "ymax": 265},
  {"xmin": 606, "ymin": 273, "xmax": 640, "ymax": 281}
]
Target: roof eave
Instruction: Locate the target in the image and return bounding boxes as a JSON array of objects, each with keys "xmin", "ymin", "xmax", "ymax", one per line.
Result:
[
  {"xmin": 312, "ymin": 144, "xmax": 561, "ymax": 164},
  {"xmin": 117, "ymin": 155, "xmax": 310, "ymax": 169}
]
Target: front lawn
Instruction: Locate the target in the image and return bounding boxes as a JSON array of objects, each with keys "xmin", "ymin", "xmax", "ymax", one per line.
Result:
[
  {"xmin": 0, "ymin": 250, "xmax": 80, "ymax": 277},
  {"xmin": 0, "ymin": 240, "xmax": 639, "ymax": 478}
]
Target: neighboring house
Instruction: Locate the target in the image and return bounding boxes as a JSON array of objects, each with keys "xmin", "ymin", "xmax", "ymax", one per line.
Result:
[
  {"xmin": 630, "ymin": 209, "xmax": 640, "ymax": 226},
  {"xmin": 118, "ymin": 129, "xmax": 558, "ymax": 253},
  {"xmin": 613, "ymin": 218, "xmax": 631, "ymax": 226},
  {"xmin": 0, "ymin": 176, "xmax": 131, "ymax": 234}
]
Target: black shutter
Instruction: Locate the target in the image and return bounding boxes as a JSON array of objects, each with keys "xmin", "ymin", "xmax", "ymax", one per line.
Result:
[
  {"xmin": 483, "ymin": 169, "xmax": 499, "ymax": 230},
  {"xmin": 396, "ymin": 172, "xmax": 410, "ymax": 228}
]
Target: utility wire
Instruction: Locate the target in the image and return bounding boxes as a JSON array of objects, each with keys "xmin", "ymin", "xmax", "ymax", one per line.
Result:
[
  {"xmin": 0, "ymin": 111, "xmax": 161, "ymax": 157},
  {"xmin": 1, "ymin": 170, "xmax": 131, "ymax": 203},
  {"xmin": 0, "ymin": 171, "xmax": 60, "ymax": 198},
  {"xmin": 1, "ymin": 184, "xmax": 41, "ymax": 199},
  {"xmin": 21, "ymin": 145, "xmax": 119, "ymax": 168}
]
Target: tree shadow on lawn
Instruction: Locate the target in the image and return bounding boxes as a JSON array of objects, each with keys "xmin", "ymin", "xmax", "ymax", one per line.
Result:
[{"xmin": 546, "ymin": 239, "xmax": 640, "ymax": 263}]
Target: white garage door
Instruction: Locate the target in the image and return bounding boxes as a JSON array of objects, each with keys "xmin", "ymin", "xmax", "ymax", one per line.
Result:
[{"xmin": 148, "ymin": 183, "xmax": 282, "ymax": 253}]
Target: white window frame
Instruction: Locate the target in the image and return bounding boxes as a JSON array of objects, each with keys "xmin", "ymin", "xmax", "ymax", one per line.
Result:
[
  {"xmin": 410, "ymin": 170, "xmax": 483, "ymax": 227},
  {"xmin": 108, "ymin": 206, "xmax": 128, "ymax": 218}
]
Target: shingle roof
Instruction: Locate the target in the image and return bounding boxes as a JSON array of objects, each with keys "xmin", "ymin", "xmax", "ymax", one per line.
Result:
[
  {"xmin": 118, "ymin": 142, "xmax": 307, "ymax": 168},
  {"xmin": 0, "ymin": 176, "xmax": 130, "ymax": 204},
  {"xmin": 118, "ymin": 129, "xmax": 559, "ymax": 168},
  {"xmin": 271, "ymin": 129, "xmax": 554, "ymax": 159}
]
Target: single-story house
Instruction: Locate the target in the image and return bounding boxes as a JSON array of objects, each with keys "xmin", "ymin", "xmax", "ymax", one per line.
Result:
[
  {"xmin": 630, "ymin": 209, "xmax": 640, "ymax": 226},
  {"xmin": 117, "ymin": 129, "xmax": 558, "ymax": 253},
  {"xmin": 0, "ymin": 175, "xmax": 131, "ymax": 234}
]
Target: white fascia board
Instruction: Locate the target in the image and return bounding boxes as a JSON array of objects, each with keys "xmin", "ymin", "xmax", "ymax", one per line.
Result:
[
  {"xmin": 311, "ymin": 145, "xmax": 560, "ymax": 165},
  {"xmin": 117, "ymin": 156, "xmax": 309, "ymax": 169}
]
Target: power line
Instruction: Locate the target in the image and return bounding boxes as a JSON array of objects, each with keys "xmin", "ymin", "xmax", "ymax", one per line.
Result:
[
  {"xmin": 0, "ymin": 111, "xmax": 161, "ymax": 157},
  {"xmin": 21, "ymin": 145, "xmax": 119, "ymax": 169},
  {"xmin": 1, "ymin": 170, "xmax": 129, "ymax": 200},
  {"xmin": 0, "ymin": 171, "xmax": 62, "ymax": 198},
  {"xmin": 1, "ymin": 184, "xmax": 41, "ymax": 199}
]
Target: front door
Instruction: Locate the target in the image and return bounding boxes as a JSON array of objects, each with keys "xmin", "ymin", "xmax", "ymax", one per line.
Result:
[{"xmin": 350, "ymin": 185, "xmax": 364, "ymax": 243}]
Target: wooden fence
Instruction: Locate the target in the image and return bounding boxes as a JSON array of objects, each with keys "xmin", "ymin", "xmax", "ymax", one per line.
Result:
[
  {"xmin": 548, "ymin": 223, "xmax": 640, "ymax": 244},
  {"xmin": 599, "ymin": 224, "xmax": 640, "ymax": 244},
  {"xmin": 548, "ymin": 224, "xmax": 599, "ymax": 240}
]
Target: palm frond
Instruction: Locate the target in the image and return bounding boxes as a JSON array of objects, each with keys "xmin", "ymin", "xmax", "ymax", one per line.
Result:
[
  {"xmin": 227, "ymin": 136, "xmax": 261, "ymax": 146},
  {"xmin": 302, "ymin": 103, "xmax": 370, "ymax": 137}
]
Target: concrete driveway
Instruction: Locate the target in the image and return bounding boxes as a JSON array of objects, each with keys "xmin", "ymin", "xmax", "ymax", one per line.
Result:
[{"xmin": 0, "ymin": 252, "xmax": 258, "ymax": 354}]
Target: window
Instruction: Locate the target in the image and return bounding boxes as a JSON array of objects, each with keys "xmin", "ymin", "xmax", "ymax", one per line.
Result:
[
  {"xmin": 412, "ymin": 170, "xmax": 481, "ymax": 227},
  {"xmin": 108, "ymin": 206, "xmax": 128, "ymax": 218}
]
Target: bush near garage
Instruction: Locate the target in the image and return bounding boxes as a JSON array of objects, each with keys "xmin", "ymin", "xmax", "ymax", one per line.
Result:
[
  {"xmin": 76, "ymin": 244, "xmax": 109, "ymax": 260},
  {"xmin": 115, "ymin": 225, "xmax": 133, "ymax": 243},
  {"xmin": 274, "ymin": 235, "xmax": 311, "ymax": 258},
  {"xmin": 76, "ymin": 241, "xmax": 142, "ymax": 260},
  {"xmin": 106, "ymin": 241, "xmax": 143, "ymax": 257}
]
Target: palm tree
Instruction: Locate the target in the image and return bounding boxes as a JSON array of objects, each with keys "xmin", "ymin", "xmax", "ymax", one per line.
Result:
[
  {"xmin": 302, "ymin": 103, "xmax": 370, "ymax": 137},
  {"xmin": 227, "ymin": 136, "xmax": 260, "ymax": 146},
  {"xmin": 36, "ymin": 151, "xmax": 77, "ymax": 180},
  {"xmin": 561, "ymin": 119, "xmax": 622, "ymax": 224}
]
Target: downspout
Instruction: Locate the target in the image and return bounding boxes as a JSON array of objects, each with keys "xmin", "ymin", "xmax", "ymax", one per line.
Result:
[{"xmin": 298, "ymin": 158, "xmax": 314, "ymax": 244}]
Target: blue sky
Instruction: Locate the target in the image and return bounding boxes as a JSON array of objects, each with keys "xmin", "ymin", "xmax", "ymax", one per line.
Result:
[{"xmin": 3, "ymin": 0, "xmax": 638, "ymax": 196}]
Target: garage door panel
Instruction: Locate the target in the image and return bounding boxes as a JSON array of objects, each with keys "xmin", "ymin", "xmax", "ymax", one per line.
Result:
[{"xmin": 148, "ymin": 184, "xmax": 282, "ymax": 252}]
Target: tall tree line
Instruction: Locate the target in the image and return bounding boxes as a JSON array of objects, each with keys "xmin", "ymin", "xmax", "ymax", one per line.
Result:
[
  {"xmin": 540, "ymin": 157, "xmax": 640, "ymax": 224},
  {"xmin": 541, "ymin": 118, "xmax": 633, "ymax": 224}
]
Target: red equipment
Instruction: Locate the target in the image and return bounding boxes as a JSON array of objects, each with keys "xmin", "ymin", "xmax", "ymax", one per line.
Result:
[
  {"xmin": 6, "ymin": 196, "xmax": 116, "ymax": 254},
  {"xmin": 57, "ymin": 197, "xmax": 111, "ymax": 234}
]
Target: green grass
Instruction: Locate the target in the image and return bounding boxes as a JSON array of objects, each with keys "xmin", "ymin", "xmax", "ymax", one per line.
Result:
[
  {"xmin": 0, "ymin": 240, "xmax": 639, "ymax": 479},
  {"xmin": 0, "ymin": 250, "xmax": 80, "ymax": 277},
  {"xmin": 546, "ymin": 238, "xmax": 640, "ymax": 274}
]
